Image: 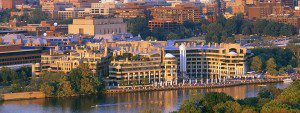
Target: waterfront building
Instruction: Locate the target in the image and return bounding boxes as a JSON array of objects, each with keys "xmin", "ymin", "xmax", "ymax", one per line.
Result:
[
  {"xmin": 32, "ymin": 43, "xmax": 111, "ymax": 76},
  {"xmin": 108, "ymin": 41, "xmax": 178, "ymax": 86},
  {"xmin": 164, "ymin": 40, "xmax": 247, "ymax": 83},
  {"xmin": 68, "ymin": 17, "xmax": 127, "ymax": 35},
  {"xmin": 0, "ymin": 45, "xmax": 42, "ymax": 68}
]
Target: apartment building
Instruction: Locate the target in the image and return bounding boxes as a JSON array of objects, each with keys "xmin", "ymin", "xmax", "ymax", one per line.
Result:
[
  {"xmin": 148, "ymin": 4, "xmax": 201, "ymax": 31},
  {"xmin": 264, "ymin": 14, "xmax": 300, "ymax": 28},
  {"xmin": 248, "ymin": 1, "xmax": 293, "ymax": 19},
  {"xmin": 32, "ymin": 44, "xmax": 111, "ymax": 76},
  {"xmin": 114, "ymin": 3, "xmax": 146, "ymax": 19},
  {"xmin": 165, "ymin": 41, "xmax": 247, "ymax": 83},
  {"xmin": 108, "ymin": 41, "xmax": 178, "ymax": 86}
]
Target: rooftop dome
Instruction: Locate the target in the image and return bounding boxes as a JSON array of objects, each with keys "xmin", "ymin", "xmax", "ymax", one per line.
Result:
[
  {"xmin": 228, "ymin": 51, "xmax": 238, "ymax": 56},
  {"xmin": 165, "ymin": 53, "xmax": 175, "ymax": 58}
]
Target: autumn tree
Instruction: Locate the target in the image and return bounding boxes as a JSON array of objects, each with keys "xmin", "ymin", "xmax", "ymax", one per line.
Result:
[
  {"xmin": 213, "ymin": 101, "xmax": 242, "ymax": 113},
  {"xmin": 251, "ymin": 56, "xmax": 263, "ymax": 73},
  {"xmin": 266, "ymin": 58, "xmax": 277, "ymax": 75}
]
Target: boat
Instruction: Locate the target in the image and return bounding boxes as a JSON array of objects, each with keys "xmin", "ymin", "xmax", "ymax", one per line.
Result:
[{"xmin": 283, "ymin": 78, "xmax": 293, "ymax": 83}]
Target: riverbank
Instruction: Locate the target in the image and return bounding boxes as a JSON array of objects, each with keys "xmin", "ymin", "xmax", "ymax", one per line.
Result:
[
  {"xmin": 0, "ymin": 78, "xmax": 297, "ymax": 101},
  {"xmin": 105, "ymin": 79, "xmax": 292, "ymax": 94}
]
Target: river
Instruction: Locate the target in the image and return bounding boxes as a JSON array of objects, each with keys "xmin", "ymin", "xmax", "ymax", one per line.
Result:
[{"xmin": 0, "ymin": 83, "xmax": 290, "ymax": 113}]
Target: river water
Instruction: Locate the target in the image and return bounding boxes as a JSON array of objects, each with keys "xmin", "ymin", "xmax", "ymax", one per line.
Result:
[{"xmin": 0, "ymin": 83, "xmax": 290, "ymax": 113}]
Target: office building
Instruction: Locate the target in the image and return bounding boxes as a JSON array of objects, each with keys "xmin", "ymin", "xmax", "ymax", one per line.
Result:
[{"xmin": 68, "ymin": 17, "xmax": 127, "ymax": 35}]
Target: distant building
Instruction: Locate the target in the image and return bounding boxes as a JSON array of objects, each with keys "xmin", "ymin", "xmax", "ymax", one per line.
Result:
[
  {"xmin": 68, "ymin": 17, "xmax": 127, "ymax": 35},
  {"xmin": 89, "ymin": 2, "xmax": 116, "ymax": 16},
  {"xmin": 148, "ymin": 20, "xmax": 178, "ymax": 31},
  {"xmin": 148, "ymin": 4, "xmax": 201, "ymax": 30},
  {"xmin": 114, "ymin": 3, "xmax": 146, "ymax": 19},
  {"xmin": 247, "ymin": 1, "xmax": 293, "ymax": 19},
  {"xmin": 41, "ymin": 2, "xmax": 73, "ymax": 18},
  {"xmin": 94, "ymin": 33, "xmax": 142, "ymax": 42},
  {"xmin": 0, "ymin": 0, "xmax": 26, "ymax": 9},
  {"xmin": 264, "ymin": 14, "xmax": 300, "ymax": 28},
  {"xmin": 0, "ymin": 45, "xmax": 42, "ymax": 68}
]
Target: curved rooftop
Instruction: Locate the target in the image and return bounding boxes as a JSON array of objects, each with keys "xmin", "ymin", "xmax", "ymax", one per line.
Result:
[
  {"xmin": 228, "ymin": 51, "xmax": 238, "ymax": 56},
  {"xmin": 165, "ymin": 53, "xmax": 175, "ymax": 58}
]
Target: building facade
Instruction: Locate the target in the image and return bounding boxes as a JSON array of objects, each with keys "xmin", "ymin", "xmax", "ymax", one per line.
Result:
[
  {"xmin": 0, "ymin": 45, "xmax": 42, "ymax": 68},
  {"xmin": 32, "ymin": 44, "xmax": 111, "ymax": 76},
  {"xmin": 165, "ymin": 41, "xmax": 247, "ymax": 83},
  {"xmin": 68, "ymin": 17, "xmax": 127, "ymax": 35},
  {"xmin": 108, "ymin": 41, "xmax": 178, "ymax": 86}
]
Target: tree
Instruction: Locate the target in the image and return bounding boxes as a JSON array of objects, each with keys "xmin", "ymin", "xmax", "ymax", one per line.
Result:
[
  {"xmin": 69, "ymin": 68, "xmax": 83, "ymax": 92},
  {"xmin": 266, "ymin": 58, "xmax": 277, "ymax": 75},
  {"xmin": 166, "ymin": 32, "xmax": 180, "ymax": 40},
  {"xmin": 213, "ymin": 101, "xmax": 242, "ymax": 113},
  {"xmin": 278, "ymin": 67, "xmax": 286, "ymax": 75},
  {"xmin": 276, "ymin": 81, "xmax": 300, "ymax": 106},
  {"xmin": 237, "ymin": 97, "xmax": 259, "ymax": 107},
  {"xmin": 178, "ymin": 94, "xmax": 204, "ymax": 113},
  {"xmin": 40, "ymin": 83, "xmax": 54, "ymax": 97},
  {"xmin": 146, "ymin": 36, "xmax": 157, "ymax": 41},
  {"xmin": 251, "ymin": 56, "xmax": 263, "ymax": 73},
  {"xmin": 263, "ymin": 22, "xmax": 281, "ymax": 36},
  {"xmin": 253, "ymin": 20, "xmax": 268, "ymax": 35},
  {"xmin": 57, "ymin": 76, "xmax": 74, "ymax": 97},
  {"xmin": 80, "ymin": 76, "xmax": 96, "ymax": 94},
  {"xmin": 241, "ymin": 23, "xmax": 253, "ymax": 35},
  {"xmin": 279, "ymin": 25, "xmax": 297, "ymax": 36},
  {"xmin": 125, "ymin": 17, "xmax": 151, "ymax": 39}
]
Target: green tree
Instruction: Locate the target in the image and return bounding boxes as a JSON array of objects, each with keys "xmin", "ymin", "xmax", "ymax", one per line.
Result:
[
  {"xmin": 279, "ymin": 25, "xmax": 297, "ymax": 36},
  {"xmin": 40, "ymin": 83, "xmax": 54, "ymax": 97},
  {"xmin": 278, "ymin": 67, "xmax": 286, "ymax": 75},
  {"xmin": 213, "ymin": 101, "xmax": 242, "ymax": 113},
  {"xmin": 241, "ymin": 22, "xmax": 253, "ymax": 35},
  {"xmin": 266, "ymin": 58, "xmax": 277, "ymax": 75},
  {"xmin": 146, "ymin": 36, "xmax": 157, "ymax": 41},
  {"xmin": 80, "ymin": 76, "xmax": 96, "ymax": 94},
  {"xmin": 253, "ymin": 20, "xmax": 268, "ymax": 35},
  {"xmin": 57, "ymin": 76, "xmax": 74, "ymax": 97},
  {"xmin": 263, "ymin": 22, "xmax": 281, "ymax": 36},
  {"xmin": 250, "ymin": 56, "xmax": 263, "ymax": 73},
  {"xmin": 125, "ymin": 17, "xmax": 151, "ymax": 39},
  {"xmin": 69, "ymin": 68, "xmax": 83, "ymax": 92}
]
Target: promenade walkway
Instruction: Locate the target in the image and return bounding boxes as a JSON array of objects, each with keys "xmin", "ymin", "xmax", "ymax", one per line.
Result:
[{"xmin": 105, "ymin": 78, "xmax": 298, "ymax": 93}]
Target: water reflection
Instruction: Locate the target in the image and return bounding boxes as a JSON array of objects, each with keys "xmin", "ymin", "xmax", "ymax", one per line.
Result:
[{"xmin": 0, "ymin": 83, "xmax": 287, "ymax": 113}]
